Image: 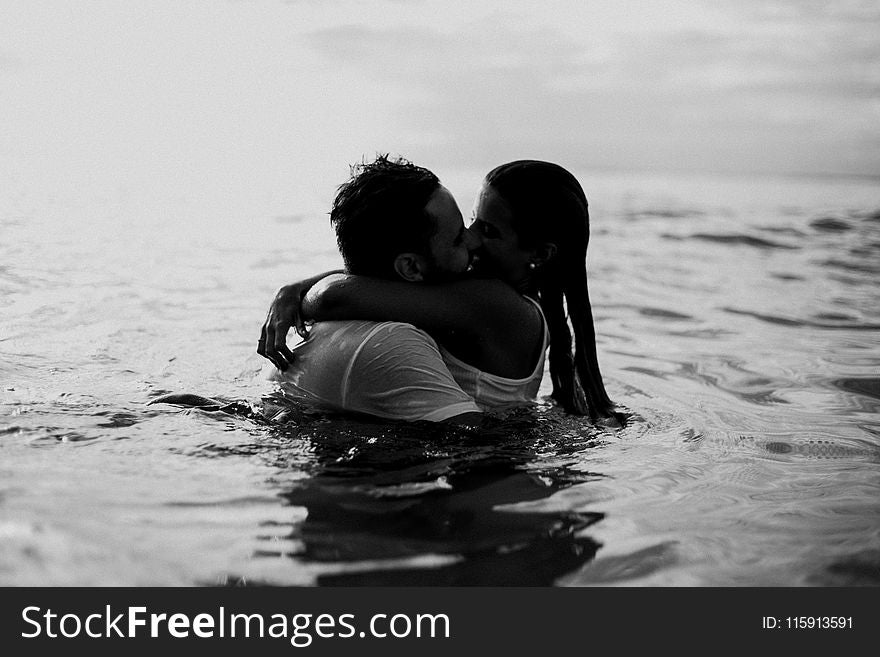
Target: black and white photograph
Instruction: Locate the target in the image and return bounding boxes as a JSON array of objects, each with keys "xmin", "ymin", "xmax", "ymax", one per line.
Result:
[{"xmin": 1, "ymin": 0, "xmax": 878, "ymax": 648}]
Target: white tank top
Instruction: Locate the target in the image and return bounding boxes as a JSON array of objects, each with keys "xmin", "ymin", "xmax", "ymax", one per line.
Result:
[{"xmin": 438, "ymin": 296, "xmax": 549, "ymax": 411}]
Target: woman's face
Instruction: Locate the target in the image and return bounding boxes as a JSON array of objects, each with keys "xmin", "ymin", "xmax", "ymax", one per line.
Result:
[{"xmin": 469, "ymin": 182, "xmax": 533, "ymax": 286}]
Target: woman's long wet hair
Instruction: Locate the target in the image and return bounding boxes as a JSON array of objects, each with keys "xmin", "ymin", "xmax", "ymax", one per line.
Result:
[{"xmin": 484, "ymin": 161, "xmax": 614, "ymax": 419}]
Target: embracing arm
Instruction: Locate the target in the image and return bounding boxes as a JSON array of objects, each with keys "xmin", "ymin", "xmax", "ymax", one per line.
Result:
[
  {"xmin": 258, "ymin": 270, "xmax": 343, "ymax": 370},
  {"xmin": 302, "ymin": 274, "xmax": 521, "ymax": 344}
]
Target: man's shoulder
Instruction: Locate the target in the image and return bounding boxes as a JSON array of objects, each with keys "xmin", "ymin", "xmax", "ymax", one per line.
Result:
[
  {"xmin": 307, "ymin": 319, "xmax": 426, "ymax": 339},
  {"xmin": 352, "ymin": 320, "xmax": 440, "ymax": 351},
  {"xmin": 304, "ymin": 319, "xmax": 437, "ymax": 353},
  {"xmin": 446, "ymin": 279, "xmax": 536, "ymax": 329},
  {"xmin": 450, "ymin": 278, "xmax": 529, "ymax": 309}
]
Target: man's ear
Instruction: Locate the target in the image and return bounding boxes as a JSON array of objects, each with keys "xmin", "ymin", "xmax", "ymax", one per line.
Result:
[
  {"xmin": 533, "ymin": 242, "xmax": 558, "ymax": 268},
  {"xmin": 393, "ymin": 252, "xmax": 428, "ymax": 282}
]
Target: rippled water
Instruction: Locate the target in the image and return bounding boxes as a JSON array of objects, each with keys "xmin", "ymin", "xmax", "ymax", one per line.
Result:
[{"xmin": 2, "ymin": 169, "xmax": 878, "ymax": 586}]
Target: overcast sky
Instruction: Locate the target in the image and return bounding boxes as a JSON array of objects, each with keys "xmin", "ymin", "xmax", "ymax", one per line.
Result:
[{"xmin": 2, "ymin": 0, "xmax": 878, "ymax": 211}]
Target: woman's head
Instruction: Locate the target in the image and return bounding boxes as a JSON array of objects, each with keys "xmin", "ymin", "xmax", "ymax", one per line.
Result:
[
  {"xmin": 473, "ymin": 160, "xmax": 614, "ymax": 420},
  {"xmin": 471, "ymin": 161, "xmax": 588, "ymax": 289}
]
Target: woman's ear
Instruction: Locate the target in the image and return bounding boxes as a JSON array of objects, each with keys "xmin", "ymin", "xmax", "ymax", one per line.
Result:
[
  {"xmin": 393, "ymin": 253, "xmax": 428, "ymax": 282},
  {"xmin": 534, "ymin": 242, "xmax": 558, "ymax": 268}
]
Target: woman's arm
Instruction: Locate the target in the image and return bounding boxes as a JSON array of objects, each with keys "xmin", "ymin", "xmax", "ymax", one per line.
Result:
[
  {"xmin": 302, "ymin": 274, "xmax": 527, "ymax": 345},
  {"xmin": 258, "ymin": 270, "xmax": 343, "ymax": 370}
]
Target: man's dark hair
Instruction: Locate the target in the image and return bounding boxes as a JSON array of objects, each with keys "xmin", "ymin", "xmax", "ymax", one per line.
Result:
[{"xmin": 330, "ymin": 154, "xmax": 440, "ymax": 279}]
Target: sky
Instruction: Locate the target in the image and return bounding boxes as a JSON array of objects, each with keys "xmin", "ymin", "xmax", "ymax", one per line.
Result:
[{"xmin": 1, "ymin": 0, "xmax": 878, "ymax": 214}]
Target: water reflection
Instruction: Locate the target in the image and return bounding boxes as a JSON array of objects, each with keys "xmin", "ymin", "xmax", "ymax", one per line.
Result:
[{"xmin": 260, "ymin": 411, "xmax": 605, "ymax": 585}]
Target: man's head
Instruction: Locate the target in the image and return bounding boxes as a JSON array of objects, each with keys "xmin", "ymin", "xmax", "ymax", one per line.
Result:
[{"xmin": 330, "ymin": 155, "xmax": 479, "ymax": 283}]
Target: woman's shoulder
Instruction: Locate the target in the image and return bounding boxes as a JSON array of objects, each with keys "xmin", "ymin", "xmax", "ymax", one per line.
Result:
[
  {"xmin": 447, "ymin": 279, "xmax": 540, "ymax": 328},
  {"xmin": 445, "ymin": 277, "xmax": 527, "ymax": 303}
]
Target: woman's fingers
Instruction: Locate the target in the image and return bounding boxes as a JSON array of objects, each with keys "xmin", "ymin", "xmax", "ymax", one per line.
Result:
[
  {"xmin": 292, "ymin": 305, "xmax": 310, "ymax": 340},
  {"xmin": 257, "ymin": 322, "xmax": 270, "ymax": 359},
  {"xmin": 258, "ymin": 318, "xmax": 288, "ymax": 370},
  {"xmin": 258, "ymin": 284, "xmax": 310, "ymax": 369},
  {"xmin": 273, "ymin": 322, "xmax": 296, "ymax": 369}
]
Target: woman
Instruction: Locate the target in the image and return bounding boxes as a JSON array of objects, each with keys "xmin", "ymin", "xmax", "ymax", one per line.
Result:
[
  {"xmin": 263, "ymin": 161, "xmax": 617, "ymax": 423},
  {"xmin": 473, "ymin": 161, "xmax": 615, "ymax": 420}
]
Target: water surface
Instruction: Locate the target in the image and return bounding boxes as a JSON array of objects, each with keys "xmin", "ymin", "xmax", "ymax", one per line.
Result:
[{"xmin": 1, "ymin": 169, "xmax": 878, "ymax": 586}]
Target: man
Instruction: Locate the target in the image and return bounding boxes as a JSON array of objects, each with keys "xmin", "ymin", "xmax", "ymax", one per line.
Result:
[{"xmin": 259, "ymin": 155, "xmax": 483, "ymax": 424}]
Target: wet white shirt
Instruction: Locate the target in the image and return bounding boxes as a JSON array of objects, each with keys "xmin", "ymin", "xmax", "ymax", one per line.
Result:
[{"xmin": 271, "ymin": 320, "xmax": 481, "ymax": 422}]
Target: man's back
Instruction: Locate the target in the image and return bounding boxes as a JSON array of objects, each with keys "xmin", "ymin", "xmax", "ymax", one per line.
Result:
[{"xmin": 271, "ymin": 320, "xmax": 481, "ymax": 423}]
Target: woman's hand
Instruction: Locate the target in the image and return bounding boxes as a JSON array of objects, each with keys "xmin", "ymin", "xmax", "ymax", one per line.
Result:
[{"xmin": 257, "ymin": 270, "xmax": 342, "ymax": 370}]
